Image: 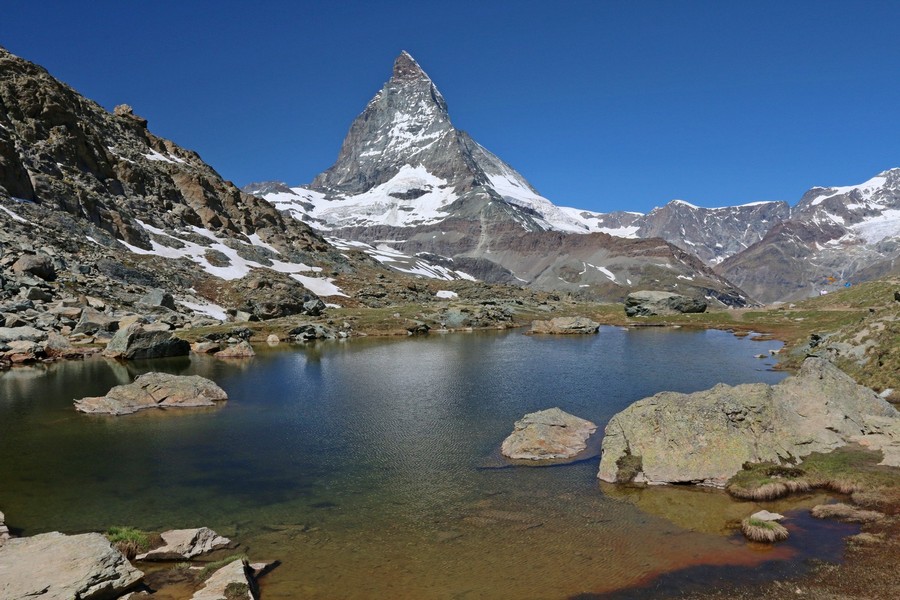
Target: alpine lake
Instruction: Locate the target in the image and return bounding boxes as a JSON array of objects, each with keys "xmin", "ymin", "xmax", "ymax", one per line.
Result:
[{"xmin": 0, "ymin": 327, "xmax": 857, "ymax": 599}]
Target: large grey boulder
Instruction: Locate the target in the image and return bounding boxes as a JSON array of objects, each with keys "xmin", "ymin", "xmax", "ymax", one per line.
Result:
[
  {"xmin": 11, "ymin": 253, "xmax": 56, "ymax": 281},
  {"xmin": 0, "ymin": 326, "xmax": 46, "ymax": 343},
  {"xmin": 624, "ymin": 291, "xmax": 707, "ymax": 317},
  {"xmin": 501, "ymin": 408, "xmax": 597, "ymax": 460},
  {"xmin": 137, "ymin": 288, "xmax": 176, "ymax": 311},
  {"xmin": 0, "ymin": 531, "xmax": 143, "ymax": 600},
  {"xmin": 75, "ymin": 372, "xmax": 228, "ymax": 415},
  {"xmin": 528, "ymin": 317, "xmax": 600, "ymax": 335},
  {"xmin": 598, "ymin": 358, "xmax": 899, "ymax": 486},
  {"xmin": 103, "ymin": 323, "xmax": 189, "ymax": 360},
  {"xmin": 136, "ymin": 527, "xmax": 230, "ymax": 561},
  {"xmin": 73, "ymin": 307, "xmax": 119, "ymax": 336}
]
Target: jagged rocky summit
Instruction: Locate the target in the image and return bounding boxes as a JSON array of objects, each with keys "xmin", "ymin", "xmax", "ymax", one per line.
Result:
[{"xmin": 248, "ymin": 52, "xmax": 752, "ymax": 306}]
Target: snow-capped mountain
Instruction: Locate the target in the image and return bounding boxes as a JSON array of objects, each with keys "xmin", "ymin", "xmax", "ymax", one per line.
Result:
[
  {"xmin": 252, "ymin": 51, "xmax": 626, "ymax": 236},
  {"xmin": 720, "ymin": 169, "xmax": 900, "ymax": 302},
  {"xmin": 247, "ymin": 52, "xmax": 752, "ymax": 304}
]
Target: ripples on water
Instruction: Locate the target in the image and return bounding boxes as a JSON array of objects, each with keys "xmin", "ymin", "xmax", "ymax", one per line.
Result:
[{"xmin": 0, "ymin": 328, "xmax": 852, "ymax": 598}]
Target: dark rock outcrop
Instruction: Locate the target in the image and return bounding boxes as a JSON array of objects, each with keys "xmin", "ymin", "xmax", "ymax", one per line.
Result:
[
  {"xmin": 624, "ymin": 291, "xmax": 707, "ymax": 316},
  {"xmin": 102, "ymin": 323, "xmax": 189, "ymax": 359}
]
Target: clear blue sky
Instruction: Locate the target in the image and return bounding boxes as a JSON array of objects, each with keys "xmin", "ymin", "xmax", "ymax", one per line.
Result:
[{"xmin": 2, "ymin": 1, "xmax": 898, "ymax": 214}]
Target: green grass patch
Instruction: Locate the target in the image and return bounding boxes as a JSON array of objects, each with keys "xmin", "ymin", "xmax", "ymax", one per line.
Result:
[{"xmin": 105, "ymin": 526, "xmax": 151, "ymax": 559}]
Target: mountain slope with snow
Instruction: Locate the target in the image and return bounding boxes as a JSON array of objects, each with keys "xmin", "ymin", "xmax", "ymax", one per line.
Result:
[
  {"xmin": 247, "ymin": 52, "xmax": 753, "ymax": 305},
  {"xmin": 720, "ymin": 168, "xmax": 900, "ymax": 302}
]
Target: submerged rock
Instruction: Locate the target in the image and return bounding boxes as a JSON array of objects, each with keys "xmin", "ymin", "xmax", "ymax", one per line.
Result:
[
  {"xmin": 501, "ymin": 407, "xmax": 597, "ymax": 460},
  {"xmin": 598, "ymin": 358, "xmax": 898, "ymax": 486},
  {"xmin": 136, "ymin": 527, "xmax": 231, "ymax": 561},
  {"xmin": 624, "ymin": 291, "xmax": 707, "ymax": 317},
  {"xmin": 74, "ymin": 372, "xmax": 228, "ymax": 415},
  {"xmin": 0, "ymin": 531, "xmax": 143, "ymax": 599},
  {"xmin": 528, "ymin": 317, "xmax": 600, "ymax": 335}
]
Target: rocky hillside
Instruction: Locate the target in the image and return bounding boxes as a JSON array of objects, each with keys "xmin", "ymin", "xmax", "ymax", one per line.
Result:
[
  {"xmin": 247, "ymin": 52, "xmax": 751, "ymax": 305},
  {"xmin": 633, "ymin": 200, "xmax": 791, "ymax": 264},
  {"xmin": 0, "ymin": 44, "xmax": 439, "ymax": 337}
]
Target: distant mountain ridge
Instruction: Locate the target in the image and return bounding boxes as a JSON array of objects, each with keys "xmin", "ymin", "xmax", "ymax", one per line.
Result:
[
  {"xmin": 247, "ymin": 52, "xmax": 899, "ymax": 303},
  {"xmin": 247, "ymin": 52, "xmax": 752, "ymax": 305}
]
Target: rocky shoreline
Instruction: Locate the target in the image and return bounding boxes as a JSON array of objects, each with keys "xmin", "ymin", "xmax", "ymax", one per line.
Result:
[
  {"xmin": 0, "ymin": 524, "xmax": 273, "ymax": 599},
  {"xmin": 2, "ymin": 286, "xmax": 898, "ymax": 598}
]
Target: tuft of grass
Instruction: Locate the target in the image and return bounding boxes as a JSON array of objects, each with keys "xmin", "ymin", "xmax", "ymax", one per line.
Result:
[
  {"xmin": 105, "ymin": 526, "xmax": 151, "ymax": 559},
  {"xmin": 615, "ymin": 453, "xmax": 644, "ymax": 483},
  {"xmin": 726, "ymin": 446, "xmax": 900, "ymax": 507},
  {"xmin": 741, "ymin": 517, "xmax": 789, "ymax": 543},
  {"xmin": 225, "ymin": 581, "xmax": 251, "ymax": 600},
  {"xmin": 810, "ymin": 503, "xmax": 884, "ymax": 523},
  {"xmin": 726, "ymin": 462, "xmax": 809, "ymax": 500}
]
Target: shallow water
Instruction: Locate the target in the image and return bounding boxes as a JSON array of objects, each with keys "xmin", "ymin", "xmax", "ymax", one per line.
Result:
[{"xmin": 0, "ymin": 328, "xmax": 851, "ymax": 598}]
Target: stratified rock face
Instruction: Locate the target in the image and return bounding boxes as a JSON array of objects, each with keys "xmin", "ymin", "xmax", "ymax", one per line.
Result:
[
  {"xmin": 529, "ymin": 316, "xmax": 600, "ymax": 335},
  {"xmin": 102, "ymin": 323, "xmax": 190, "ymax": 359},
  {"xmin": 0, "ymin": 531, "xmax": 143, "ymax": 600},
  {"xmin": 624, "ymin": 291, "xmax": 707, "ymax": 316},
  {"xmin": 74, "ymin": 372, "xmax": 227, "ymax": 415},
  {"xmin": 501, "ymin": 408, "xmax": 597, "ymax": 460},
  {"xmin": 136, "ymin": 527, "xmax": 230, "ymax": 561},
  {"xmin": 598, "ymin": 358, "xmax": 899, "ymax": 486},
  {"xmin": 634, "ymin": 200, "xmax": 792, "ymax": 265}
]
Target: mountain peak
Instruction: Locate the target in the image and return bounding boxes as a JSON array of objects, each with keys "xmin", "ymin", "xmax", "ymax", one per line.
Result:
[{"xmin": 392, "ymin": 51, "xmax": 429, "ymax": 81}]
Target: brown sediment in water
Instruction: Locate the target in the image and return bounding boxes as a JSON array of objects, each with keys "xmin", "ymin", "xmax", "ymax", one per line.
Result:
[{"xmin": 249, "ymin": 488, "xmax": 813, "ymax": 600}]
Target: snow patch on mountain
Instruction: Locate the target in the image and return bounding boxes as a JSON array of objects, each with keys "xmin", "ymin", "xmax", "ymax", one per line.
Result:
[
  {"xmin": 115, "ymin": 220, "xmax": 347, "ymax": 296},
  {"xmin": 808, "ymin": 175, "xmax": 888, "ymax": 206}
]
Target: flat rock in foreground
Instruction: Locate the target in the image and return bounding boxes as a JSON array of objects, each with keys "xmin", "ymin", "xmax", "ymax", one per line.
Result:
[
  {"xmin": 75, "ymin": 373, "xmax": 227, "ymax": 415},
  {"xmin": 529, "ymin": 317, "xmax": 600, "ymax": 335},
  {"xmin": 501, "ymin": 407, "xmax": 597, "ymax": 460},
  {"xmin": 0, "ymin": 531, "xmax": 143, "ymax": 600},
  {"xmin": 136, "ymin": 527, "xmax": 231, "ymax": 561},
  {"xmin": 598, "ymin": 358, "xmax": 898, "ymax": 486},
  {"xmin": 191, "ymin": 559, "xmax": 274, "ymax": 600}
]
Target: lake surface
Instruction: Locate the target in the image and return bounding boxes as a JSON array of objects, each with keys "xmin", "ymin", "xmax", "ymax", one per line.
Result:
[{"xmin": 0, "ymin": 327, "xmax": 853, "ymax": 598}]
